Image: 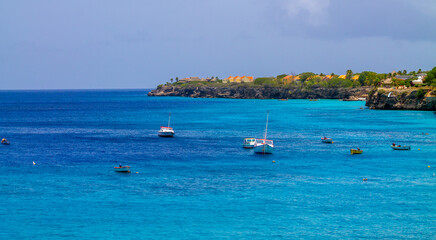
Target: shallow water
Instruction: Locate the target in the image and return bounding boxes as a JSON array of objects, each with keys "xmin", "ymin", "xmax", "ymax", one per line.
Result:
[{"xmin": 0, "ymin": 90, "xmax": 435, "ymax": 239}]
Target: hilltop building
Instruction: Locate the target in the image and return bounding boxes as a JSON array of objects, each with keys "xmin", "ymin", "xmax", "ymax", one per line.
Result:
[
  {"xmin": 395, "ymin": 75, "xmax": 413, "ymax": 81},
  {"xmin": 223, "ymin": 76, "xmax": 254, "ymax": 83},
  {"xmin": 179, "ymin": 77, "xmax": 217, "ymax": 83},
  {"xmin": 283, "ymin": 75, "xmax": 301, "ymax": 84}
]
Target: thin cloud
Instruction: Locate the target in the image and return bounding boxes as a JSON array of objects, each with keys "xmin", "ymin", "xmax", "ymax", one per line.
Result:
[{"xmin": 281, "ymin": 0, "xmax": 330, "ymax": 26}]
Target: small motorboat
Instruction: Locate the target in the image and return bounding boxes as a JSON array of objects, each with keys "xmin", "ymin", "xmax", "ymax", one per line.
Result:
[
  {"xmin": 158, "ymin": 113, "xmax": 175, "ymax": 137},
  {"xmin": 114, "ymin": 165, "xmax": 131, "ymax": 173},
  {"xmin": 391, "ymin": 143, "xmax": 411, "ymax": 150},
  {"xmin": 321, "ymin": 137, "xmax": 333, "ymax": 143},
  {"xmin": 350, "ymin": 148, "xmax": 363, "ymax": 155},
  {"xmin": 1, "ymin": 138, "xmax": 10, "ymax": 145},
  {"xmin": 243, "ymin": 138, "xmax": 256, "ymax": 149}
]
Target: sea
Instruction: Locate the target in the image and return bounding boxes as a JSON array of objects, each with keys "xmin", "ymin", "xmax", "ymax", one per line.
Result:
[{"xmin": 0, "ymin": 89, "xmax": 435, "ymax": 239}]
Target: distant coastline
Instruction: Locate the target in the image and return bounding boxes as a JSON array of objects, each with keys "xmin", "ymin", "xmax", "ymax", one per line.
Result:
[
  {"xmin": 148, "ymin": 84, "xmax": 370, "ymax": 100},
  {"xmin": 148, "ymin": 69, "xmax": 436, "ymax": 110}
]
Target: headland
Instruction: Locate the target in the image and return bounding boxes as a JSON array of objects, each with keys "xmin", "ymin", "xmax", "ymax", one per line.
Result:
[{"xmin": 148, "ymin": 68, "xmax": 436, "ymax": 110}]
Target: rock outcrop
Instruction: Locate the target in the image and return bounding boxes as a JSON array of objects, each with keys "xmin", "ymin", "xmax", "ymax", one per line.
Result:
[
  {"xmin": 365, "ymin": 88, "xmax": 436, "ymax": 111},
  {"xmin": 148, "ymin": 85, "xmax": 370, "ymax": 100}
]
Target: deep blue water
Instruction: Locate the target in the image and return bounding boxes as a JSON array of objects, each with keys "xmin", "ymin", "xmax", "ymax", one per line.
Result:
[{"xmin": 0, "ymin": 89, "xmax": 435, "ymax": 239}]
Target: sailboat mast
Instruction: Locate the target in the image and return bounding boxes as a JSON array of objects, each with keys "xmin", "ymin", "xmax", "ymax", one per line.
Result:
[
  {"xmin": 168, "ymin": 112, "xmax": 171, "ymax": 128},
  {"xmin": 264, "ymin": 110, "xmax": 269, "ymax": 140}
]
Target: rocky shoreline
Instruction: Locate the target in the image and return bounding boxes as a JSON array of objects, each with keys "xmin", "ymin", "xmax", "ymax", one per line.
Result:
[
  {"xmin": 148, "ymin": 85, "xmax": 436, "ymax": 110},
  {"xmin": 148, "ymin": 85, "xmax": 370, "ymax": 100},
  {"xmin": 365, "ymin": 88, "xmax": 436, "ymax": 111}
]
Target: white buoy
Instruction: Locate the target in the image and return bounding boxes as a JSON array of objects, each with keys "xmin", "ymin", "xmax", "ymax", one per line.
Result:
[{"xmin": 33, "ymin": 161, "xmax": 36, "ymax": 165}]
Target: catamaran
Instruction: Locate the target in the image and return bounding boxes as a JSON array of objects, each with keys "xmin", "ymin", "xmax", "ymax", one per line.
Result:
[
  {"xmin": 254, "ymin": 111, "xmax": 274, "ymax": 154},
  {"xmin": 158, "ymin": 113, "xmax": 175, "ymax": 137}
]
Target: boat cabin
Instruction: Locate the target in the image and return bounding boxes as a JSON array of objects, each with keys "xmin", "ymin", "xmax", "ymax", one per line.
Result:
[{"xmin": 256, "ymin": 139, "xmax": 273, "ymax": 145}]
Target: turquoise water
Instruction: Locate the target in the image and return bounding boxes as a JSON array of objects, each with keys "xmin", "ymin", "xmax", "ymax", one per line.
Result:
[{"xmin": 0, "ymin": 90, "xmax": 435, "ymax": 239}]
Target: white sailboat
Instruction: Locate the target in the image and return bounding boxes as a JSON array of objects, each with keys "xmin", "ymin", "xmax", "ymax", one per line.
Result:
[
  {"xmin": 158, "ymin": 112, "xmax": 175, "ymax": 137},
  {"xmin": 254, "ymin": 111, "xmax": 274, "ymax": 154}
]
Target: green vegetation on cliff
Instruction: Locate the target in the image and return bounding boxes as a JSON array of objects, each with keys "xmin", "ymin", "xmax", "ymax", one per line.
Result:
[{"xmin": 425, "ymin": 67, "xmax": 436, "ymax": 87}]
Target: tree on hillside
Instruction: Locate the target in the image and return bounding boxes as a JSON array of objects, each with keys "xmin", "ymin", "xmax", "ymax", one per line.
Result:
[
  {"xmin": 299, "ymin": 72, "xmax": 315, "ymax": 82},
  {"xmin": 176, "ymin": 77, "xmax": 179, "ymax": 82},
  {"xmin": 403, "ymin": 70, "xmax": 407, "ymax": 74},
  {"xmin": 358, "ymin": 71, "xmax": 377, "ymax": 86},
  {"xmin": 346, "ymin": 69, "xmax": 353, "ymax": 80},
  {"xmin": 277, "ymin": 74, "xmax": 287, "ymax": 80},
  {"xmin": 373, "ymin": 78, "xmax": 381, "ymax": 87},
  {"xmin": 418, "ymin": 69, "xmax": 422, "ymax": 73},
  {"xmin": 424, "ymin": 66, "xmax": 436, "ymax": 86},
  {"xmin": 170, "ymin": 78, "xmax": 173, "ymax": 83}
]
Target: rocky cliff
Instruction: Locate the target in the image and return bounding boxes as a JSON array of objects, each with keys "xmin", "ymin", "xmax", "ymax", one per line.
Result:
[
  {"xmin": 148, "ymin": 85, "xmax": 370, "ymax": 99},
  {"xmin": 365, "ymin": 88, "xmax": 436, "ymax": 111}
]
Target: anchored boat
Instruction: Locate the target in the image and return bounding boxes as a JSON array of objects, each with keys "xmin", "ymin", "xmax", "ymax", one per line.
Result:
[
  {"xmin": 254, "ymin": 111, "xmax": 274, "ymax": 154},
  {"xmin": 391, "ymin": 144, "xmax": 411, "ymax": 150},
  {"xmin": 254, "ymin": 139, "xmax": 274, "ymax": 154},
  {"xmin": 243, "ymin": 138, "xmax": 256, "ymax": 149},
  {"xmin": 158, "ymin": 113, "xmax": 175, "ymax": 137},
  {"xmin": 114, "ymin": 165, "xmax": 131, "ymax": 173},
  {"xmin": 321, "ymin": 137, "xmax": 333, "ymax": 143},
  {"xmin": 1, "ymin": 138, "xmax": 10, "ymax": 145},
  {"xmin": 350, "ymin": 148, "xmax": 363, "ymax": 155}
]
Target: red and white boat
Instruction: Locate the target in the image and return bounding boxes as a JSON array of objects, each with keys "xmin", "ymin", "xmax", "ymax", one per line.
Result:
[
  {"xmin": 158, "ymin": 113, "xmax": 175, "ymax": 137},
  {"xmin": 321, "ymin": 137, "xmax": 333, "ymax": 143},
  {"xmin": 114, "ymin": 165, "xmax": 131, "ymax": 173},
  {"xmin": 254, "ymin": 111, "xmax": 274, "ymax": 154}
]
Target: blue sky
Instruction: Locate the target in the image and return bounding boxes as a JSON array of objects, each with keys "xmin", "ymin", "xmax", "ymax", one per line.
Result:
[{"xmin": 1, "ymin": 0, "xmax": 435, "ymax": 89}]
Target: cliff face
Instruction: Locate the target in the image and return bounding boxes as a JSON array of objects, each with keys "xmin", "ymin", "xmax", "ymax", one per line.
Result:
[
  {"xmin": 148, "ymin": 85, "xmax": 370, "ymax": 99},
  {"xmin": 365, "ymin": 89, "xmax": 436, "ymax": 111}
]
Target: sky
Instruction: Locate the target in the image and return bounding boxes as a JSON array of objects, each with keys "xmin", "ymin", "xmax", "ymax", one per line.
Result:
[{"xmin": 1, "ymin": 0, "xmax": 436, "ymax": 89}]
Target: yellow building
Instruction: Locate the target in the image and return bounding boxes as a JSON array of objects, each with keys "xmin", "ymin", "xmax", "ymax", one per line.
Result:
[
  {"xmin": 338, "ymin": 75, "xmax": 346, "ymax": 79},
  {"xmin": 223, "ymin": 76, "xmax": 254, "ymax": 83},
  {"xmin": 351, "ymin": 75, "xmax": 360, "ymax": 80},
  {"xmin": 283, "ymin": 75, "xmax": 301, "ymax": 84}
]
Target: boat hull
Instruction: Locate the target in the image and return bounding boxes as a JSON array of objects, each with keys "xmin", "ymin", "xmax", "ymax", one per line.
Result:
[
  {"xmin": 114, "ymin": 166, "xmax": 131, "ymax": 172},
  {"xmin": 243, "ymin": 144, "xmax": 254, "ymax": 149},
  {"xmin": 392, "ymin": 146, "xmax": 410, "ymax": 150},
  {"xmin": 158, "ymin": 131, "xmax": 174, "ymax": 137},
  {"xmin": 254, "ymin": 144, "xmax": 274, "ymax": 154},
  {"xmin": 350, "ymin": 149, "xmax": 363, "ymax": 155},
  {"xmin": 321, "ymin": 138, "xmax": 333, "ymax": 143}
]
